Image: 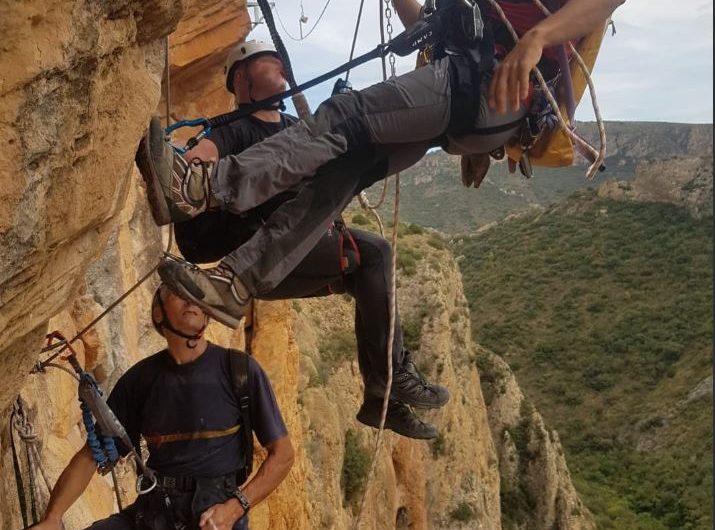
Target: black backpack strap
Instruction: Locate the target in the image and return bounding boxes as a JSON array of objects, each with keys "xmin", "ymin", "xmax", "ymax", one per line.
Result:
[{"xmin": 227, "ymin": 348, "xmax": 253, "ymax": 479}]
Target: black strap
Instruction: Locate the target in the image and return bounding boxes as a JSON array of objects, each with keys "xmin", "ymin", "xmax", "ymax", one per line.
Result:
[
  {"xmin": 202, "ymin": 17, "xmax": 446, "ymax": 132},
  {"xmin": 446, "ymin": 54, "xmax": 482, "ymax": 136},
  {"xmin": 228, "ymin": 349, "xmax": 253, "ymax": 480},
  {"xmin": 10, "ymin": 413, "xmax": 29, "ymax": 529}
]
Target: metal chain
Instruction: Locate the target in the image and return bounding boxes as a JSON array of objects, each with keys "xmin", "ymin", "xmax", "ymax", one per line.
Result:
[{"xmin": 384, "ymin": 0, "xmax": 397, "ymax": 77}]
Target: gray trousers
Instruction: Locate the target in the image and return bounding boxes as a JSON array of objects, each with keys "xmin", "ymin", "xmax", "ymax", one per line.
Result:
[
  {"xmin": 212, "ymin": 57, "xmax": 453, "ymax": 215},
  {"xmin": 214, "ymin": 58, "xmax": 453, "ymax": 295},
  {"xmin": 212, "ymin": 55, "xmax": 522, "ymax": 296}
]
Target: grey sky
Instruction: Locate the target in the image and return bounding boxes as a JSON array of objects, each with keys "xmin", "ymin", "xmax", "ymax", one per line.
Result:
[{"xmin": 248, "ymin": 0, "xmax": 713, "ymax": 124}]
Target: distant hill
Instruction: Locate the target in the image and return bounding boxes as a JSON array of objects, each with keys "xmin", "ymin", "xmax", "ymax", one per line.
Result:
[
  {"xmin": 455, "ymin": 190, "xmax": 713, "ymax": 529},
  {"xmin": 362, "ymin": 122, "xmax": 713, "ymax": 233}
]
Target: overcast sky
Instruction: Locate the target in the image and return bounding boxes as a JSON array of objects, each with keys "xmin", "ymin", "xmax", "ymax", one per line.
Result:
[{"xmin": 247, "ymin": 0, "xmax": 713, "ymax": 124}]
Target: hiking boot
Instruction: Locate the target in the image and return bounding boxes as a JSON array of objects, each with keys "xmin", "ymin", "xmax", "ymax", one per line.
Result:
[
  {"xmin": 367, "ymin": 355, "xmax": 450, "ymax": 410},
  {"xmin": 135, "ymin": 117, "xmax": 214, "ymax": 226},
  {"xmin": 157, "ymin": 256, "xmax": 251, "ymax": 329},
  {"xmin": 356, "ymin": 397, "xmax": 438, "ymax": 440}
]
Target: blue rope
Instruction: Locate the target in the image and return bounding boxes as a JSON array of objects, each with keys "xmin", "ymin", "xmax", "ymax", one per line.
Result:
[
  {"xmin": 103, "ymin": 436, "xmax": 119, "ymax": 463},
  {"xmin": 79, "ymin": 372, "xmax": 120, "ymax": 470},
  {"xmin": 81, "ymin": 400, "xmax": 109, "ymax": 470}
]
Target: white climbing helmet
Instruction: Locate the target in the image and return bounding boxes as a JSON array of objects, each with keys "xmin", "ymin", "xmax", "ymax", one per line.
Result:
[{"xmin": 224, "ymin": 40, "xmax": 281, "ymax": 93}]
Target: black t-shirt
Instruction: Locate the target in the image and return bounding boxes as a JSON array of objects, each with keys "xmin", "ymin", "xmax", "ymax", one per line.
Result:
[
  {"xmin": 175, "ymin": 114, "xmax": 298, "ymax": 264},
  {"xmin": 103, "ymin": 343, "xmax": 287, "ymax": 477}
]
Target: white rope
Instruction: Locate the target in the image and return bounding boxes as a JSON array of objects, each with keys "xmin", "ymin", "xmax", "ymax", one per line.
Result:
[
  {"xmin": 485, "ymin": 0, "xmax": 606, "ymax": 179},
  {"xmin": 530, "ymin": 0, "xmax": 607, "ymax": 178},
  {"xmin": 352, "ymin": 1, "xmax": 401, "ymax": 527}
]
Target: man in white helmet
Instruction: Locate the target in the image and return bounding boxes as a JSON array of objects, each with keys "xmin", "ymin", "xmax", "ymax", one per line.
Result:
[{"xmin": 157, "ymin": 40, "xmax": 449, "ymax": 440}]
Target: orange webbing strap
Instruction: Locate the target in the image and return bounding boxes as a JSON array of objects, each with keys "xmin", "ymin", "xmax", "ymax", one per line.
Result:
[
  {"xmin": 337, "ymin": 219, "xmax": 361, "ymax": 272},
  {"xmin": 144, "ymin": 424, "xmax": 241, "ymax": 447}
]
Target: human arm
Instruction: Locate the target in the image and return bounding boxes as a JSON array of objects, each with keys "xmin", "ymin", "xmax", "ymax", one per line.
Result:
[
  {"xmin": 489, "ymin": 0, "xmax": 625, "ymax": 113},
  {"xmin": 30, "ymin": 445, "xmax": 97, "ymax": 529},
  {"xmin": 198, "ymin": 435, "xmax": 295, "ymax": 529},
  {"xmin": 393, "ymin": 0, "xmax": 423, "ymax": 29}
]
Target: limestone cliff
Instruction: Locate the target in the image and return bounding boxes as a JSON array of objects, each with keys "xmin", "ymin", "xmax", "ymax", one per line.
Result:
[
  {"xmin": 598, "ymin": 156, "xmax": 714, "ymax": 218},
  {"xmin": 1, "ymin": 1, "xmax": 593, "ymax": 529},
  {"xmin": 291, "ymin": 232, "xmax": 502, "ymax": 529}
]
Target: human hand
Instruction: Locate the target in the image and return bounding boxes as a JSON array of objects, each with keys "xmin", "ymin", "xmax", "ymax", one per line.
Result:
[
  {"xmin": 199, "ymin": 498, "xmax": 244, "ymax": 530},
  {"xmin": 488, "ymin": 30, "xmax": 545, "ymax": 114}
]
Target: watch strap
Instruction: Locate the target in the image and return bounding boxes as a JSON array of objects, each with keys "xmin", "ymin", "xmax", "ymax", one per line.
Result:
[{"xmin": 234, "ymin": 488, "xmax": 251, "ymax": 513}]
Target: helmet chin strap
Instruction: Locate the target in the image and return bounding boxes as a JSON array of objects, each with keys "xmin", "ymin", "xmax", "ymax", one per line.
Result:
[
  {"xmin": 245, "ymin": 65, "xmax": 286, "ymax": 111},
  {"xmin": 155, "ymin": 291, "xmax": 208, "ymax": 349}
]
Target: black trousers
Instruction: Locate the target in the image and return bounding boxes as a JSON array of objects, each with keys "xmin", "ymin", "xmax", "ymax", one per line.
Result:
[
  {"xmin": 261, "ymin": 226, "xmax": 405, "ymax": 391},
  {"xmin": 84, "ymin": 496, "xmax": 249, "ymax": 530}
]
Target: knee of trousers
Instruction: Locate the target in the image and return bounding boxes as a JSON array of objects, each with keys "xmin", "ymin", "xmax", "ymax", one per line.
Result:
[
  {"xmin": 313, "ymin": 92, "xmax": 372, "ymax": 152},
  {"xmin": 356, "ymin": 236, "xmax": 393, "ymax": 269}
]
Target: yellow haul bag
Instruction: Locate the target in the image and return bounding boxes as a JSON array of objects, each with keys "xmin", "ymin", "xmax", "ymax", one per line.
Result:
[{"xmin": 506, "ymin": 21, "xmax": 608, "ymax": 168}]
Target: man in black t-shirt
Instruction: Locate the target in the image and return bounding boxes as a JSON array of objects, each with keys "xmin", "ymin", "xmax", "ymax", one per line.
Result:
[
  {"xmin": 32, "ymin": 284, "xmax": 293, "ymax": 530},
  {"xmin": 171, "ymin": 41, "xmax": 449, "ymax": 440}
]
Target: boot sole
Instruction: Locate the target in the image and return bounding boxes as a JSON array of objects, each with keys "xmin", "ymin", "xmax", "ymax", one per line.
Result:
[
  {"xmin": 356, "ymin": 409, "xmax": 438, "ymax": 440},
  {"xmin": 367, "ymin": 387, "xmax": 450, "ymax": 410},
  {"xmin": 135, "ymin": 120, "xmax": 172, "ymax": 226},
  {"xmin": 158, "ymin": 260, "xmax": 242, "ymax": 329}
]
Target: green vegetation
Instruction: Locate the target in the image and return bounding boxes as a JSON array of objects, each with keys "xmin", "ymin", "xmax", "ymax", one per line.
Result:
[
  {"xmin": 341, "ymin": 429, "xmax": 371, "ymax": 507},
  {"xmin": 311, "ymin": 329, "xmax": 356, "ymax": 385},
  {"xmin": 431, "ymin": 431, "xmax": 448, "ymax": 459},
  {"xmin": 450, "ymin": 501, "xmax": 477, "ymax": 522},
  {"xmin": 456, "ymin": 191, "xmax": 713, "ymax": 529},
  {"xmin": 362, "ymin": 122, "xmax": 712, "ymax": 232}
]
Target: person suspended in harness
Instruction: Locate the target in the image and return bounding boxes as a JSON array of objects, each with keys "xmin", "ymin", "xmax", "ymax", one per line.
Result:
[
  {"xmin": 135, "ymin": 0, "xmax": 623, "ymax": 356},
  {"xmin": 155, "ymin": 41, "xmax": 448, "ymax": 440},
  {"xmin": 30, "ymin": 284, "xmax": 294, "ymax": 530}
]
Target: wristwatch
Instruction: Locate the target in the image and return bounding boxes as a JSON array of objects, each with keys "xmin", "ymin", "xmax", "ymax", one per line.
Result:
[{"xmin": 233, "ymin": 488, "xmax": 251, "ymax": 514}]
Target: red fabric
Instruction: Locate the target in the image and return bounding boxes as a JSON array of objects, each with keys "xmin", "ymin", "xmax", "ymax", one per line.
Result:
[{"xmin": 489, "ymin": 0, "xmax": 572, "ymax": 61}]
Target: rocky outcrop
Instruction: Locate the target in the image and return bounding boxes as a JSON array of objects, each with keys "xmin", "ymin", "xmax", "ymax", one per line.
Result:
[
  {"xmin": 292, "ymin": 232, "xmax": 502, "ymax": 529},
  {"xmin": 578, "ymin": 121, "xmax": 714, "ymax": 167},
  {"xmin": 159, "ymin": 0, "xmax": 251, "ymax": 135},
  {"xmin": 598, "ymin": 156, "xmax": 714, "ymax": 218},
  {"xmin": 477, "ymin": 351, "xmax": 595, "ymax": 530}
]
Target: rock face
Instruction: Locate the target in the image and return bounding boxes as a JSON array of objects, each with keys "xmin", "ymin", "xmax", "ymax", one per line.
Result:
[
  {"xmin": 0, "ymin": 0, "xmax": 184, "ymax": 413},
  {"xmin": 0, "ymin": 1, "xmax": 592, "ymax": 529},
  {"xmin": 598, "ymin": 156, "xmax": 714, "ymax": 218},
  {"xmin": 292, "ymin": 234, "xmax": 502, "ymax": 529}
]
